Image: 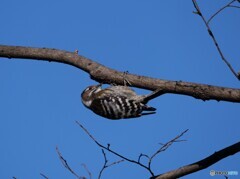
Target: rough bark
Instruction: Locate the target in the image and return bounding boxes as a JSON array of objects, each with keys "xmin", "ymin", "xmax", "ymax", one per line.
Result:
[{"xmin": 0, "ymin": 45, "xmax": 239, "ymax": 103}]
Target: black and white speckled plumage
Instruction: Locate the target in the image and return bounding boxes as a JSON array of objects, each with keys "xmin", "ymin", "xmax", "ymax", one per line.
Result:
[{"xmin": 81, "ymin": 84, "xmax": 157, "ymax": 119}]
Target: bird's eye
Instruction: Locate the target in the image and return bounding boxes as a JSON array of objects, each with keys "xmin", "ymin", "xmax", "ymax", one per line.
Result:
[{"xmin": 85, "ymin": 86, "xmax": 95, "ymax": 92}]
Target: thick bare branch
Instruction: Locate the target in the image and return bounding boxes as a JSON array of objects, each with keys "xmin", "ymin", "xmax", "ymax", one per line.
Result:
[
  {"xmin": 0, "ymin": 45, "xmax": 239, "ymax": 102},
  {"xmin": 152, "ymin": 141, "xmax": 240, "ymax": 179}
]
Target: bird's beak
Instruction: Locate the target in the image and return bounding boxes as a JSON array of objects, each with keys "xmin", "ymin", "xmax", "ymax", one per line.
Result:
[{"xmin": 94, "ymin": 83, "xmax": 102, "ymax": 92}]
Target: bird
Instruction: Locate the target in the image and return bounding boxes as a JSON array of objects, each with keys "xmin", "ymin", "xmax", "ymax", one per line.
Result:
[{"xmin": 81, "ymin": 84, "xmax": 162, "ymax": 119}]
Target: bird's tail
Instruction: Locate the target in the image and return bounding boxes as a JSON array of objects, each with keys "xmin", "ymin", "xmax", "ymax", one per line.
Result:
[
  {"xmin": 142, "ymin": 105, "xmax": 156, "ymax": 111},
  {"xmin": 141, "ymin": 111, "xmax": 156, "ymax": 116}
]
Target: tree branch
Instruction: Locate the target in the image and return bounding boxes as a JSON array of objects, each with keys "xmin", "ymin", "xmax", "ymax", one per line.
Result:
[
  {"xmin": 152, "ymin": 141, "xmax": 240, "ymax": 179},
  {"xmin": 81, "ymin": 164, "xmax": 92, "ymax": 179},
  {"xmin": 76, "ymin": 121, "xmax": 188, "ymax": 177},
  {"xmin": 192, "ymin": 0, "xmax": 240, "ymax": 80},
  {"xmin": 56, "ymin": 146, "xmax": 86, "ymax": 179},
  {"xmin": 40, "ymin": 173, "xmax": 49, "ymax": 179},
  {"xmin": 75, "ymin": 120, "xmax": 155, "ymax": 176},
  {"xmin": 148, "ymin": 129, "xmax": 188, "ymax": 170},
  {"xmin": 98, "ymin": 149, "xmax": 124, "ymax": 179},
  {"xmin": 0, "ymin": 45, "xmax": 239, "ymax": 102},
  {"xmin": 207, "ymin": 0, "xmax": 238, "ymax": 24}
]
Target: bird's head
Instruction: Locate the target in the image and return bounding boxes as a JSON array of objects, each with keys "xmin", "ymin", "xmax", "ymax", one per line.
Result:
[{"xmin": 81, "ymin": 84, "xmax": 102, "ymax": 107}]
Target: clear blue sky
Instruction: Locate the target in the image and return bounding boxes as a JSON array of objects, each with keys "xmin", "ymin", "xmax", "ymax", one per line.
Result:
[{"xmin": 0, "ymin": 0, "xmax": 239, "ymax": 178}]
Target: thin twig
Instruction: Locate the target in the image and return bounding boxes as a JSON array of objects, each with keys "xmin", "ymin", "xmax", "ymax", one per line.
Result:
[
  {"xmin": 138, "ymin": 153, "xmax": 150, "ymax": 163},
  {"xmin": 107, "ymin": 159, "xmax": 124, "ymax": 167},
  {"xmin": 100, "ymin": 149, "xmax": 124, "ymax": 178},
  {"xmin": 207, "ymin": 0, "xmax": 236, "ymax": 24},
  {"xmin": 98, "ymin": 149, "xmax": 108, "ymax": 179},
  {"xmin": 82, "ymin": 164, "xmax": 92, "ymax": 179},
  {"xmin": 192, "ymin": 0, "xmax": 240, "ymax": 80},
  {"xmin": 40, "ymin": 173, "xmax": 49, "ymax": 179},
  {"xmin": 56, "ymin": 146, "xmax": 86, "ymax": 179},
  {"xmin": 76, "ymin": 121, "xmax": 188, "ymax": 177},
  {"xmin": 98, "ymin": 149, "xmax": 124, "ymax": 179},
  {"xmin": 228, "ymin": 5, "xmax": 240, "ymax": 8},
  {"xmin": 148, "ymin": 129, "xmax": 189, "ymax": 169},
  {"xmin": 76, "ymin": 120, "xmax": 155, "ymax": 176}
]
